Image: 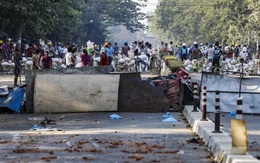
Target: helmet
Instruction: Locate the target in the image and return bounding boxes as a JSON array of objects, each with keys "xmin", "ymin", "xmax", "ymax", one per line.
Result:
[
  {"xmin": 200, "ymin": 43, "xmax": 203, "ymax": 46},
  {"xmin": 0, "ymin": 40, "xmax": 3, "ymax": 44},
  {"xmin": 7, "ymin": 38, "xmax": 11, "ymax": 42},
  {"xmin": 182, "ymin": 43, "xmax": 186, "ymax": 46},
  {"xmin": 242, "ymin": 47, "xmax": 247, "ymax": 52},
  {"xmin": 193, "ymin": 41, "xmax": 197, "ymax": 45},
  {"xmin": 104, "ymin": 42, "xmax": 108, "ymax": 46},
  {"xmin": 123, "ymin": 41, "xmax": 128, "ymax": 45}
]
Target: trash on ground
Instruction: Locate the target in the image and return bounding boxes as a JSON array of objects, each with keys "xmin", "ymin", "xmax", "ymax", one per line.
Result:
[
  {"xmin": 177, "ymin": 150, "xmax": 184, "ymax": 154},
  {"xmin": 162, "ymin": 117, "xmax": 177, "ymax": 123},
  {"xmin": 0, "ymin": 86, "xmax": 9, "ymax": 95},
  {"xmin": 30, "ymin": 125, "xmax": 62, "ymax": 132},
  {"xmin": 28, "ymin": 117, "xmax": 46, "ymax": 121},
  {"xmin": 228, "ymin": 112, "xmax": 236, "ymax": 116},
  {"xmin": 0, "ymin": 87, "xmax": 25, "ymax": 112},
  {"xmin": 162, "ymin": 112, "xmax": 173, "ymax": 119},
  {"xmin": 110, "ymin": 114, "xmax": 122, "ymax": 120},
  {"xmin": 37, "ymin": 117, "xmax": 56, "ymax": 126},
  {"xmin": 186, "ymin": 138, "xmax": 200, "ymax": 144}
]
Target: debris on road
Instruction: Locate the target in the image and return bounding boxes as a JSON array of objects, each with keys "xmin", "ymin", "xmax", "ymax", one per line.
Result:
[{"xmin": 110, "ymin": 114, "xmax": 122, "ymax": 120}]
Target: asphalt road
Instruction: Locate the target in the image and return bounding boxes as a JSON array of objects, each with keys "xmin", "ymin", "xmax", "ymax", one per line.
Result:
[{"xmin": 0, "ymin": 112, "xmax": 213, "ymax": 163}]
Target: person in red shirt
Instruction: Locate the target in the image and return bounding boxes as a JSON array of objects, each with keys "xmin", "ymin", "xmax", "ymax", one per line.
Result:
[
  {"xmin": 41, "ymin": 51, "xmax": 52, "ymax": 69},
  {"xmin": 81, "ymin": 49, "xmax": 91, "ymax": 66},
  {"xmin": 26, "ymin": 44, "xmax": 34, "ymax": 58},
  {"xmin": 100, "ymin": 44, "xmax": 108, "ymax": 66}
]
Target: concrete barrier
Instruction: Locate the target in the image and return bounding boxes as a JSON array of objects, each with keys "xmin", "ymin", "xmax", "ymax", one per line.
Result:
[
  {"xmin": 34, "ymin": 74, "xmax": 119, "ymax": 113},
  {"xmin": 183, "ymin": 105, "xmax": 260, "ymax": 163},
  {"xmin": 25, "ymin": 67, "xmax": 110, "ymax": 112}
]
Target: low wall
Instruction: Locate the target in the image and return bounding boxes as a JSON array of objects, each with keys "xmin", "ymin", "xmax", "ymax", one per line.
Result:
[
  {"xmin": 25, "ymin": 66, "xmax": 110, "ymax": 112},
  {"xmin": 26, "ymin": 67, "xmax": 170, "ymax": 113},
  {"xmin": 34, "ymin": 74, "xmax": 119, "ymax": 113}
]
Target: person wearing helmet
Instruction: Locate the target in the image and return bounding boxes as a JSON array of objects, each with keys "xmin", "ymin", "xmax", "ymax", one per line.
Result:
[
  {"xmin": 121, "ymin": 41, "xmax": 130, "ymax": 57},
  {"xmin": 47, "ymin": 41, "xmax": 55, "ymax": 58},
  {"xmin": 100, "ymin": 43, "xmax": 108, "ymax": 66},
  {"xmin": 239, "ymin": 45, "xmax": 248, "ymax": 62},
  {"xmin": 192, "ymin": 43, "xmax": 201, "ymax": 60},
  {"xmin": 179, "ymin": 43, "xmax": 189, "ymax": 61},
  {"xmin": 189, "ymin": 41, "xmax": 198, "ymax": 60}
]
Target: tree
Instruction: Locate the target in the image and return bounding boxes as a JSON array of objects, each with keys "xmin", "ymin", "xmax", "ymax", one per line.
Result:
[
  {"xmin": 151, "ymin": 0, "xmax": 259, "ymax": 47},
  {"xmin": 0, "ymin": 0, "xmax": 146, "ymax": 45}
]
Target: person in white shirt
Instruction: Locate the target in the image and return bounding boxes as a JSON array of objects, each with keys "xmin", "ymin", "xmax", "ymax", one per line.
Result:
[
  {"xmin": 239, "ymin": 46, "xmax": 248, "ymax": 62},
  {"xmin": 65, "ymin": 47, "xmax": 75, "ymax": 68},
  {"xmin": 207, "ymin": 44, "xmax": 215, "ymax": 62},
  {"xmin": 167, "ymin": 41, "xmax": 174, "ymax": 55}
]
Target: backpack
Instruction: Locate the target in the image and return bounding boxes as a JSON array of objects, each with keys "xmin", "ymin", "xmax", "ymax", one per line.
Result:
[{"xmin": 182, "ymin": 48, "xmax": 187, "ymax": 55}]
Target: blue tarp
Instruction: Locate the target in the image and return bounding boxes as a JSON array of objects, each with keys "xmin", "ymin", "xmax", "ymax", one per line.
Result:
[{"xmin": 0, "ymin": 87, "xmax": 25, "ymax": 112}]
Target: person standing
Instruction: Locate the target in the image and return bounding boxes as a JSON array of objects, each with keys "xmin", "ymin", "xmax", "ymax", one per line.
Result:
[
  {"xmin": 0, "ymin": 40, "xmax": 3, "ymax": 63},
  {"xmin": 239, "ymin": 46, "xmax": 248, "ymax": 62},
  {"xmin": 212, "ymin": 42, "xmax": 223, "ymax": 72},
  {"xmin": 47, "ymin": 41, "xmax": 55, "ymax": 58},
  {"xmin": 80, "ymin": 49, "xmax": 91, "ymax": 66},
  {"xmin": 167, "ymin": 41, "xmax": 174, "ymax": 55},
  {"xmin": 32, "ymin": 49, "xmax": 41, "ymax": 69},
  {"xmin": 179, "ymin": 43, "xmax": 189, "ymax": 61},
  {"xmin": 65, "ymin": 47, "xmax": 75, "ymax": 68},
  {"xmin": 100, "ymin": 44, "xmax": 108, "ymax": 66},
  {"xmin": 105, "ymin": 42, "xmax": 114, "ymax": 66},
  {"xmin": 13, "ymin": 48, "xmax": 22, "ymax": 86},
  {"xmin": 113, "ymin": 42, "xmax": 119, "ymax": 56},
  {"xmin": 121, "ymin": 41, "xmax": 130, "ymax": 57},
  {"xmin": 207, "ymin": 44, "xmax": 214, "ymax": 62},
  {"xmin": 192, "ymin": 43, "xmax": 201, "ymax": 60}
]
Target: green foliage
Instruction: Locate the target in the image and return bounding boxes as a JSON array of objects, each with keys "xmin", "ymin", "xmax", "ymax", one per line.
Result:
[
  {"xmin": 0, "ymin": 0, "xmax": 146, "ymax": 44},
  {"xmin": 162, "ymin": 55, "xmax": 183, "ymax": 72},
  {"xmin": 151, "ymin": 0, "xmax": 260, "ymax": 46}
]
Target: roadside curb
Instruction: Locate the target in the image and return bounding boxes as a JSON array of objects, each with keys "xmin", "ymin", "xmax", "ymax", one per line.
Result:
[{"xmin": 183, "ymin": 105, "xmax": 260, "ymax": 163}]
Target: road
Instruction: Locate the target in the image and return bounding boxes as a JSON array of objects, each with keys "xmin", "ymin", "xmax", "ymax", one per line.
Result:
[{"xmin": 0, "ymin": 112, "xmax": 213, "ymax": 163}]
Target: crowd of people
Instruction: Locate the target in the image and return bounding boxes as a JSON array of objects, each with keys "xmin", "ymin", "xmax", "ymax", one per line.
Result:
[
  {"xmin": 1, "ymin": 37, "xmax": 260, "ymax": 85},
  {"xmin": 160, "ymin": 40, "xmax": 260, "ymax": 72},
  {"xmin": 0, "ymin": 38, "xmax": 161, "ymax": 85}
]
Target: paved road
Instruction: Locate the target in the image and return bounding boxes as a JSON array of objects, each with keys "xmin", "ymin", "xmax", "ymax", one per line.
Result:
[
  {"xmin": 0, "ymin": 113, "xmax": 213, "ymax": 163},
  {"xmin": 208, "ymin": 113, "xmax": 260, "ymax": 159}
]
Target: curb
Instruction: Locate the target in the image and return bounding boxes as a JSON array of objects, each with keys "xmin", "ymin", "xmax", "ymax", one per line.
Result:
[{"xmin": 183, "ymin": 105, "xmax": 260, "ymax": 163}]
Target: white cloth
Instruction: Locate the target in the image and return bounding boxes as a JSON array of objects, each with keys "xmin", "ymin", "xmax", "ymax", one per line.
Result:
[
  {"xmin": 167, "ymin": 45, "xmax": 173, "ymax": 52},
  {"xmin": 239, "ymin": 51, "xmax": 248, "ymax": 60},
  {"xmin": 65, "ymin": 52, "xmax": 74, "ymax": 66}
]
